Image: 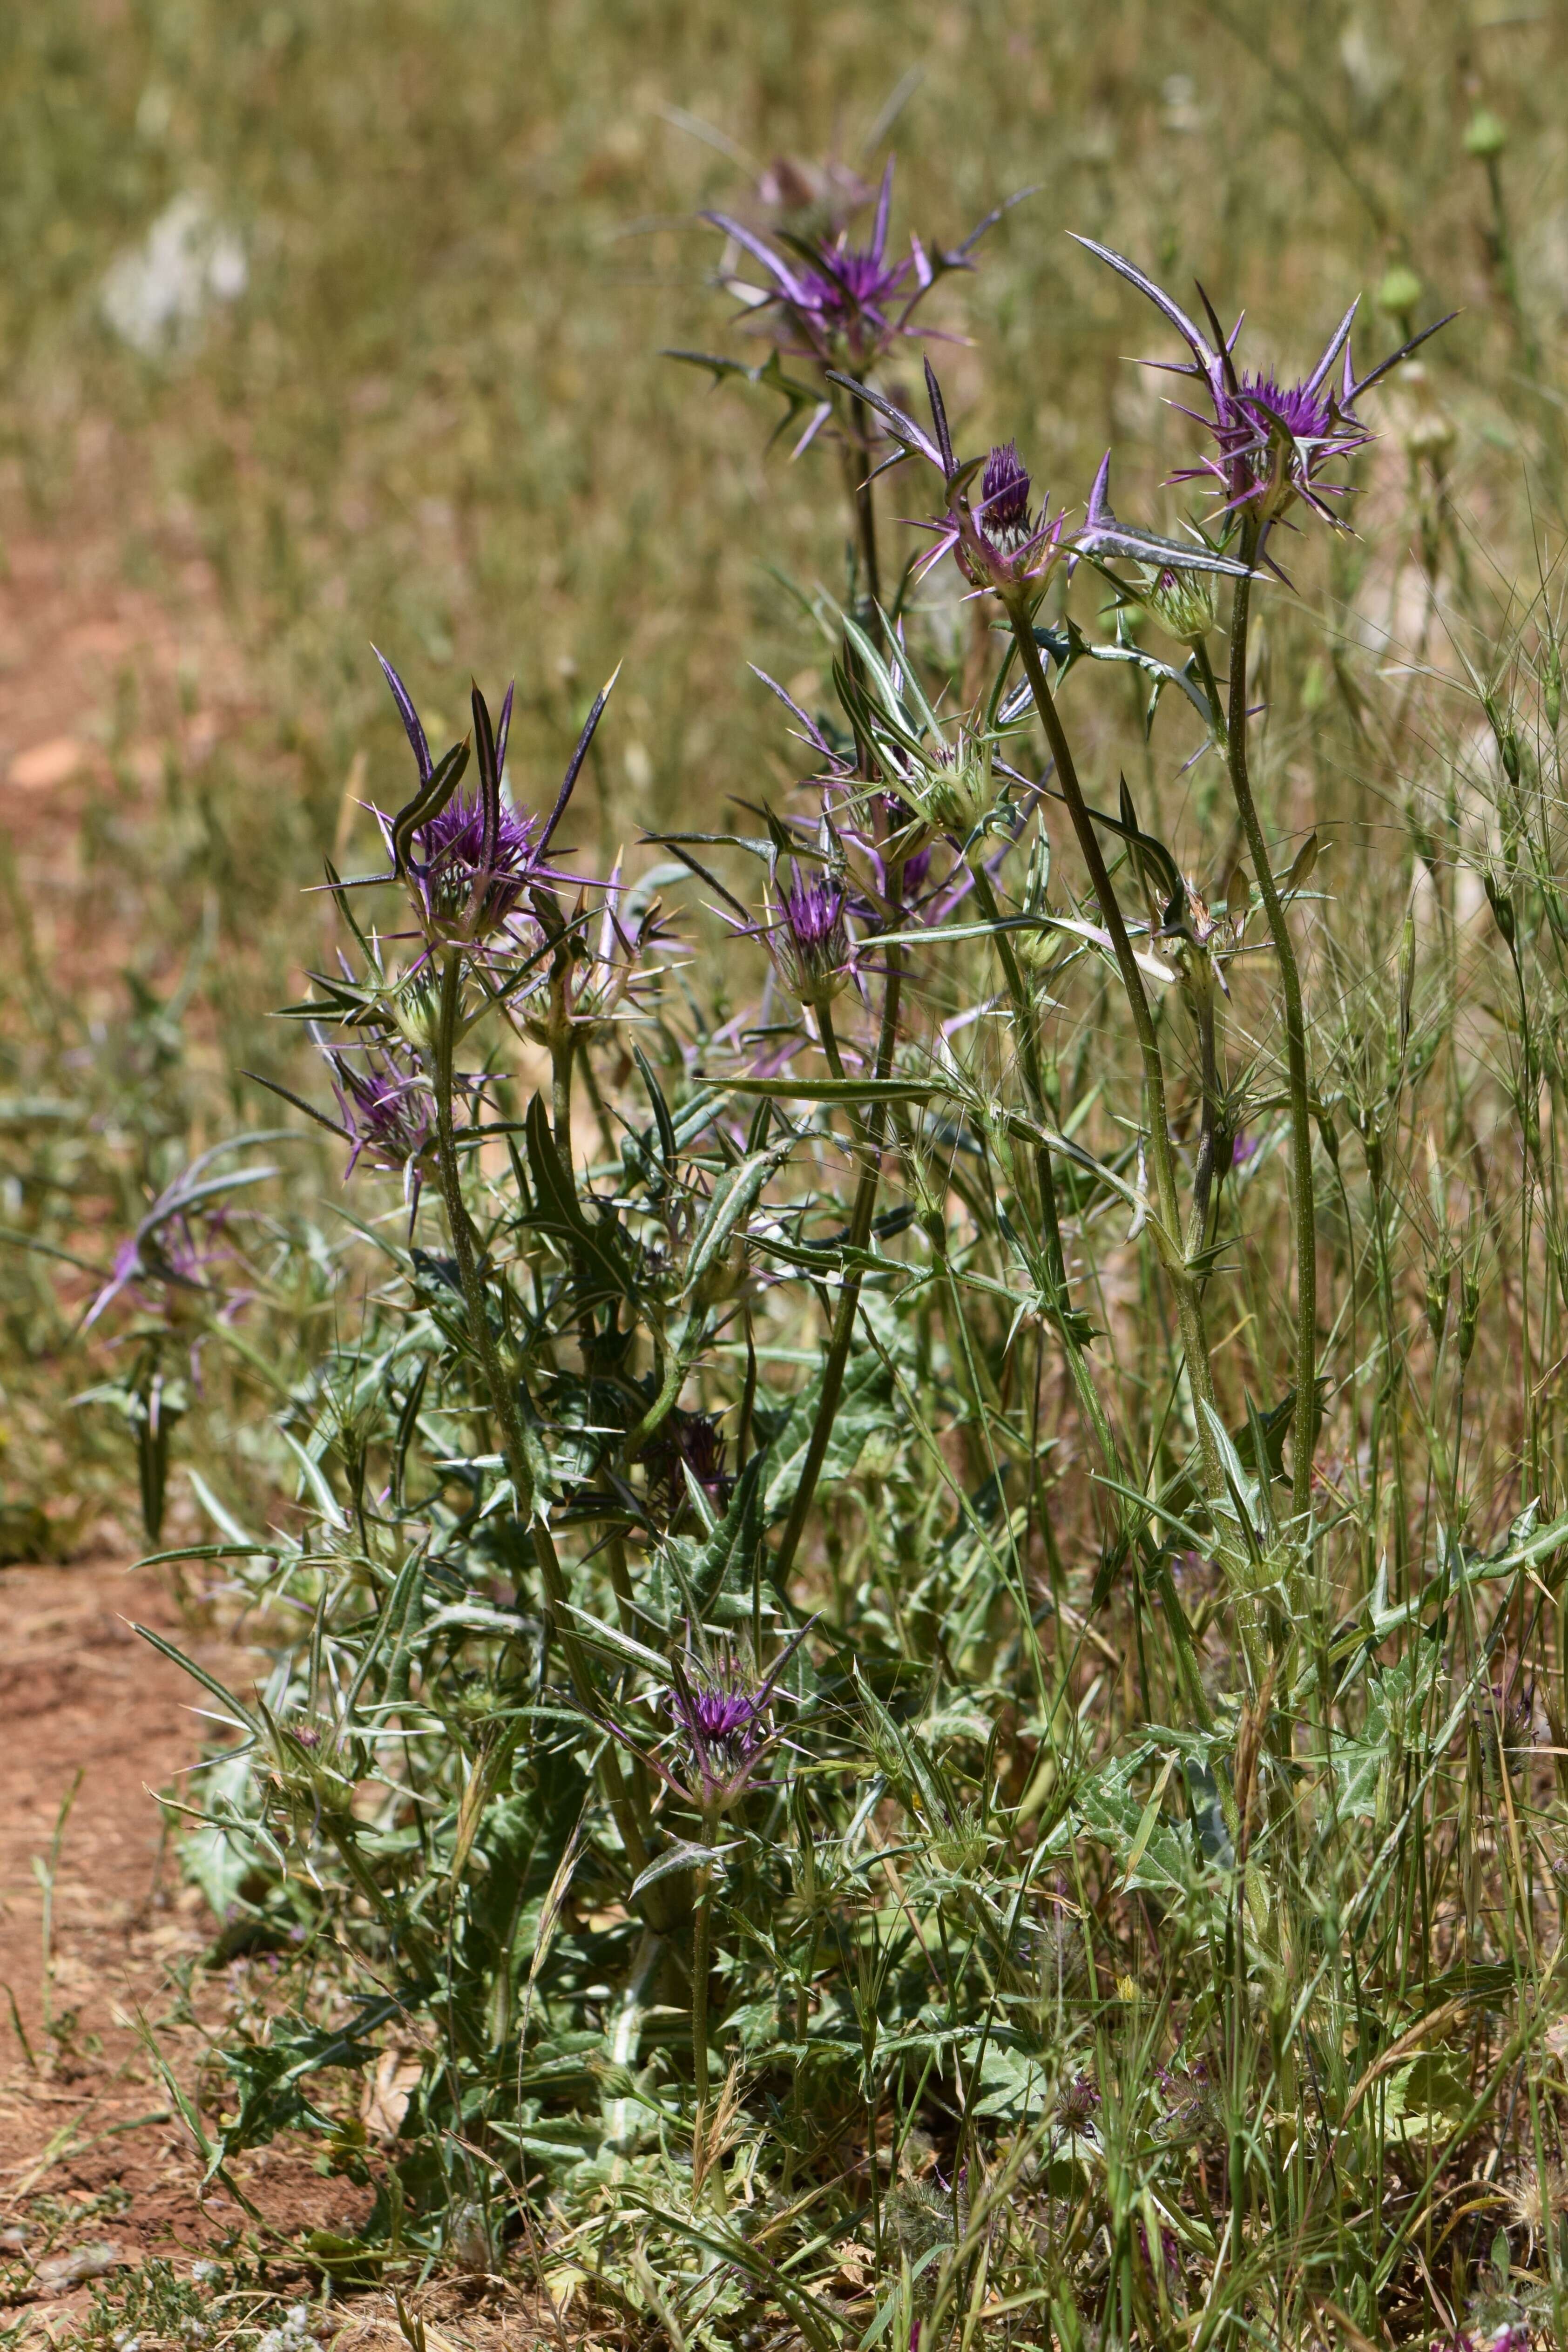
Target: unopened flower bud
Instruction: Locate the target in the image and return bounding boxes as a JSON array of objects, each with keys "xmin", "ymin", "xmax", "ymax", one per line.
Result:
[
  {"xmin": 1463, "ymin": 108, "xmax": 1507, "ymax": 160},
  {"xmin": 1016, "ymin": 922, "xmax": 1062, "ymax": 980},
  {"xmin": 1377, "ymin": 264, "xmax": 1423, "ymax": 324},
  {"xmin": 918, "ymin": 734, "xmax": 994, "ymax": 835},
  {"xmin": 954, "ymin": 440, "xmax": 1064, "ymax": 594},
  {"xmin": 1458, "ymin": 1273, "xmax": 1481, "ymax": 1365},
  {"xmin": 1142, "ymin": 563, "xmax": 1216, "ymax": 646},
  {"xmin": 981, "ymin": 440, "xmax": 1031, "ymax": 534}
]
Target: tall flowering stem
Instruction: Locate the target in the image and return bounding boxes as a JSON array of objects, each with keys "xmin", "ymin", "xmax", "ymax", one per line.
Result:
[
  {"xmin": 1067, "ymin": 238, "xmax": 1449, "ymax": 1517},
  {"xmin": 429, "ymin": 947, "xmax": 653, "ymax": 1886},
  {"xmin": 771, "ymin": 891, "xmax": 906, "ymax": 1588},
  {"xmin": 689, "ymin": 1807, "xmax": 718, "ymax": 2142},
  {"xmin": 1002, "ymin": 608, "xmax": 1225, "ymax": 1501},
  {"xmin": 1199, "ymin": 522, "xmax": 1318, "ymax": 1519},
  {"xmin": 965, "ymin": 861, "xmax": 1122, "ymax": 1484}
]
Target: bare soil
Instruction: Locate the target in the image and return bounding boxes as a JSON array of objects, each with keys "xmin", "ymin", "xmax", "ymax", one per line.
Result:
[{"xmin": 0, "ymin": 1559, "xmax": 372, "ymax": 2333}]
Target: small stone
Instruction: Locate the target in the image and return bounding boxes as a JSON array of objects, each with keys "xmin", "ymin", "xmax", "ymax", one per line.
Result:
[
  {"xmin": 34, "ymin": 2241, "xmax": 126, "ymax": 2292},
  {"xmin": 8, "ymin": 737, "xmax": 87, "ymax": 791}
]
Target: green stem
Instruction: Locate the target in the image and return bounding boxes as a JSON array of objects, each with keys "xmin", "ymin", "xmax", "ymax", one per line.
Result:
[
  {"xmin": 1201, "ymin": 543, "xmax": 1318, "ymax": 1519},
  {"xmin": 967, "ymin": 868, "xmax": 1217, "ymax": 1735},
  {"xmin": 551, "ymin": 1019, "xmax": 577, "ymax": 1178},
  {"xmin": 968, "ymin": 862, "xmax": 1124, "ymax": 1481},
  {"xmin": 1186, "ymin": 970, "xmax": 1221, "ymax": 1263},
  {"xmin": 691, "ymin": 1810, "xmax": 716, "ymax": 2136},
  {"xmin": 1005, "ymin": 605, "xmax": 1223, "ymax": 1497},
  {"xmin": 432, "ymin": 949, "xmax": 652, "ymax": 1884},
  {"xmin": 772, "ymin": 938, "xmax": 905, "ymax": 1587},
  {"xmin": 625, "ymin": 1323, "xmax": 685, "ymax": 1458},
  {"xmin": 842, "ymin": 381, "xmax": 882, "ymax": 618}
]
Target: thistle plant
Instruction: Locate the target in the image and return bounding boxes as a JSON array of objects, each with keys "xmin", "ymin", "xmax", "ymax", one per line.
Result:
[{"xmin": 104, "ymin": 122, "xmax": 1568, "ymax": 2352}]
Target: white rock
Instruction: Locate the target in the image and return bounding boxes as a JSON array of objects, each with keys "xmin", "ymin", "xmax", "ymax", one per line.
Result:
[{"xmin": 100, "ymin": 192, "xmax": 246, "ymax": 357}]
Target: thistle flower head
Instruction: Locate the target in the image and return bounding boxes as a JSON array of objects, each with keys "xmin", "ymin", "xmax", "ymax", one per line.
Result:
[
  {"xmin": 372, "ymin": 653, "xmax": 614, "ymax": 956},
  {"xmin": 91, "ymin": 1213, "xmax": 230, "ymax": 1333},
  {"xmin": 1156, "ymin": 2059, "xmax": 1216, "ymax": 2138},
  {"xmin": 585, "ymin": 1615, "xmax": 815, "ymax": 1822},
  {"xmin": 659, "ymin": 1626, "xmax": 811, "ymax": 1816},
  {"xmin": 1196, "ymin": 364, "xmax": 1369, "ymax": 525},
  {"xmin": 702, "ymin": 159, "xmax": 1015, "ymax": 384},
  {"xmin": 713, "ymin": 165, "xmax": 913, "ymax": 369},
  {"xmin": 314, "ymin": 1027, "xmax": 433, "ymax": 1211},
  {"xmin": 835, "ymin": 362, "xmax": 1244, "ymax": 607},
  {"xmin": 1056, "ymin": 2071, "xmax": 1101, "ymax": 2135},
  {"xmin": 980, "ymin": 439, "xmax": 1032, "ymax": 534},
  {"xmin": 769, "ymin": 865, "xmax": 852, "ymax": 1007},
  {"xmin": 84, "ymin": 1152, "xmax": 261, "ymax": 1332},
  {"xmin": 1140, "ymin": 561, "xmax": 1218, "ymax": 645},
  {"xmin": 790, "ymin": 229, "xmax": 915, "ymax": 369},
  {"xmin": 1071, "ymin": 236, "xmax": 1452, "ymax": 536},
  {"xmin": 953, "ymin": 438, "xmax": 1067, "ymax": 594},
  {"xmin": 409, "ymin": 789, "xmax": 542, "ymax": 939},
  {"xmin": 1135, "ymin": 2218, "xmax": 1182, "ymax": 2287}
]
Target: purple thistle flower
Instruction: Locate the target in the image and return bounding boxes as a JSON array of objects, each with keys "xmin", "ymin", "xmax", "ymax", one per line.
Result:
[
  {"xmin": 1156, "ymin": 2059, "xmax": 1216, "ymax": 2138},
  {"xmin": 980, "ymin": 440, "xmax": 1031, "ymax": 533},
  {"xmin": 869, "ymin": 804, "xmax": 935, "ymax": 908},
  {"xmin": 790, "ymin": 239, "xmax": 916, "ymax": 373},
  {"xmin": 1071, "ymin": 236, "xmax": 1453, "ymax": 539},
  {"xmin": 313, "ymin": 1027, "xmax": 434, "ymax": 1211},
  {"xmin": 1180, "ymin": 360, "xmax": 1371, "ymax": 528},
  {"xmin": 369, "ymin": 656, "xmax": 616, "ymax": 955},
  {"xmin": 951, "ymin": 437, "xmax": 1069, "ymax": 592},
  {"xmin": 591, "ymin": 1623, "xmax": 814, "ymax": 1821},
  {"xmin": 900, "ymin": 405, "xmax": 1067, "ymax": 599},
  {"xmin": 834, "ymin": 362, "xmax": 1244, "ymax": 607},
  {"xmin": 1135, "ymin": 2217, "xmax": 1182, "ymax": 2286},
  {"xmin": 702, "ymin": 158, "xmax": 1011, "ymax": 382},
  {"xmin": 665, "ymin": 1637, "xmax": 780, "ymax": 1815},
  {"xmin": 88, "ymin": 1213, "xmax": 230, "ymax": 1331},
  {"xmin": 406, "ymin": 788, "xmax": 542, "ymax": 940},
  {"xmin": 769, "ymin": 865, "xmax": 853, "ymax": 1008}
]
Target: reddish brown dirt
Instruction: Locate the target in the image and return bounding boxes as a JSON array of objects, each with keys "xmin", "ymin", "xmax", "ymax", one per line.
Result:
[
  {"xmin": 0, "ymin": 1560, "xmax": 371, "ymax": 2332},
  {"xmin": 0, "ymin": 459, "xmax": 384, "ymax": 2335}
]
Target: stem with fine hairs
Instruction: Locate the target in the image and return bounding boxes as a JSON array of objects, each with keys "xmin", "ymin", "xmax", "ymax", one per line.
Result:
[
  {"xmin": 432, "ymin": 948, "xmax": 654, "ymax": 1886},
  {"xmin": 1003, "ymin": 605, "xmax": 1224, "ymax": 1501},
  {"xmin": 1198, "ymin": 525, "xmax": 1318, "ymax": 1519}
]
